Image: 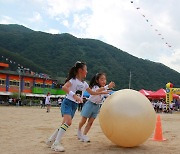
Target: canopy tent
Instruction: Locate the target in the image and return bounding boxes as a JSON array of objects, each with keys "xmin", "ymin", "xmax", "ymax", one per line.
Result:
[
  {"xmin": 83, "ymin": 91, "xmax": 90, "ymax": 98},
  {"xmin": 148, "ymin": 88, "xmax": 179, "ymax": 99},
  {"xmin": 139, "ymin": 89, "xmax": 153, "ymax": 97}
]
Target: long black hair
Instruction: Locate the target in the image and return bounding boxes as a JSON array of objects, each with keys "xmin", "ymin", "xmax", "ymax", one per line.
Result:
[
  {"xmin": 65, "ymin": 61, "xmax": 86, "ymax": 83},
  {"xmin": 89, "ymin": 73, "xmax": 106, "ymax": 88}
]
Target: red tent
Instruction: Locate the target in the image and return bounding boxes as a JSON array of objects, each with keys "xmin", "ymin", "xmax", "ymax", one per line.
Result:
[
  {"xmin": 148, "ymin": 88, "xmax": 179, "ymax": 99},
  {"xmin": 139, "ymin": 89, "xmax": 153, "ymax": 97}
]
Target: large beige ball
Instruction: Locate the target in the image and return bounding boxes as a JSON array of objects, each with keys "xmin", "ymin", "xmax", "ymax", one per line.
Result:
[{"xmin": 99, "ymin": 89, "xmax": 156, "ymax": 147}]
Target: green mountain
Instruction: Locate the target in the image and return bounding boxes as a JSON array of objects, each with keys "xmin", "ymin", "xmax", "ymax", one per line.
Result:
[{"xmin": 0, "ymin": 24, "xmax": 180, "ymax": 90}]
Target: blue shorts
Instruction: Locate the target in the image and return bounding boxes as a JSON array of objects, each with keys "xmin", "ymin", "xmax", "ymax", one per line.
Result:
[
  {"xmin": 81, "ymin": 101, "xmax": 100, "ymax": 119},
  {"xmin": 61, "ymin": 98, "xmax": 78, "ymax": 118}
]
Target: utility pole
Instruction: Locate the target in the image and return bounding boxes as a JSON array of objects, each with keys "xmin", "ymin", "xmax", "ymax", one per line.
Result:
[
  {"xmin": 17, "ymin": 67, "xmax": 24, "ymax": 99},
  {"xmin": 129, "ymin": 71, "xmax": 132, "ymax": 89},
  {"xmin": 18, "ymin": 68, "xmax": 21, "ymax": 99}
]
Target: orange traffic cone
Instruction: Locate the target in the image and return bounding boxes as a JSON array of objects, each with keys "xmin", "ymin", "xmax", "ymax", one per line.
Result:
[{"xmin": 152, "ymin": 114, "xmax": 166, "ymax": 141}]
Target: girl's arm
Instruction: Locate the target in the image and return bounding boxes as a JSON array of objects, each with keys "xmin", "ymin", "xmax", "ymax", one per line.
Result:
[
  {"xmin": 62, "ymin": 81, "xmax": 83, "ymax": 103},
  {"xmin": 92, "ymin": 81, "xmax": 115, "ymax": 92},
  {"xmin": 62, "ymin": 81, "xmax": 72, "ymax": 94},
  {"xmin": 86, "ymin": 87, "xmax": 109, "ymax": 95}
]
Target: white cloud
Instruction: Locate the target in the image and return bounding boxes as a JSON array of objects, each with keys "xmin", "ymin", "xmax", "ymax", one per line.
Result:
[
  {"xmin": 62, "ymin": 20, "xmax": 69, "ymax": 27},
  {"xmin": 0, "ymin": 0, "xmax": 18, "ymax": 3},
  {"xmin": 72, "ymin": 13, "xmax": 90, "ymax": 32},
  {"xmin": 0, "ymin": 15, "xmax": 29, "ymax": 27},
  {"xmin": 158, "ymin": 50, "xmax": 180, "ymax": 72},
  {"xmin": 45, "ymin": 28, "xmax": 60, "ymax": 34},
  {"xmin": 46, "ymin": 0, "xmax": 91, "ymax": 17},
  {"xmin": 0, "ymin": 16, "xmax": 17, "ymax": 24},
  {"xmin": 30, "ymin": 0, "xmax": 43, "ymax": 3},
  {"xmin": 28, "ymin": 12, "xmax": 42, "ymax": 22}
]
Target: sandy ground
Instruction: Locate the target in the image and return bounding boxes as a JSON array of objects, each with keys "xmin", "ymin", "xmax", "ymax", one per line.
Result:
[{"xmin": 0, "ymin": 106, "xmax": 180, "ymax": 154}]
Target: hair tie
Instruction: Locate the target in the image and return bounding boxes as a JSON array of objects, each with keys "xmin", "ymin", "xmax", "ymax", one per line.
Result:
[{"xmin": 74, "ymin": 61, "xmax": 82, "ymax": 67}]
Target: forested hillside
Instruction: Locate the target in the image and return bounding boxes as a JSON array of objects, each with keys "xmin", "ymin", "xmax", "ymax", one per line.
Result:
[{"xmin": 0, "ymin": 24, "xmax": 180, "ymax": 90}]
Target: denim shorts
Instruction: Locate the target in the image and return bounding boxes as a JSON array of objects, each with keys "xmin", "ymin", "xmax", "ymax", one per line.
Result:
[
  {"xmin": 81, "ymin": 101, "xmax": 100, "ymax": 118},
  {"xmin": 61, "ymin": 98, "xmax": 78, "ymax": 118}
]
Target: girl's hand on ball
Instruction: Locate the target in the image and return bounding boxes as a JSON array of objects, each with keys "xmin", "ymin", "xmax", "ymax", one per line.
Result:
[{"xmin": 108, "ymin": 81, "xmax": 115, "ymax": 89}]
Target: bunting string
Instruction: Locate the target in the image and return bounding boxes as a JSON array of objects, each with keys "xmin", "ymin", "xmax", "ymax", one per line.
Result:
[
  {"xmin": 130, "ymin": 1, "xmax": 172, "ymax": 48},
  {"xmin": 0, "ymin": 54, "xmax": 50, "ymax": 79}
]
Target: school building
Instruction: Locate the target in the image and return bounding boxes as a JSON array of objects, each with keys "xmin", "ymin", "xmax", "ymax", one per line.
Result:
[{"xmin": 0, "ymin": 62, "xmax": 66, "ymax": 100}]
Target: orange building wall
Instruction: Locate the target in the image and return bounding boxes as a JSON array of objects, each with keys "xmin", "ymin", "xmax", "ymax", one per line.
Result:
[
  {"xmin": 23, "ymin": 77, "xmax": 34, "ymax": 87},
  {"xmin": 8, "ymin": 75, "xmax": 19, "ymax": 92},
  {"xmin": 0, "ymin": 86, "xmax": 6, "ymax": 91},
  {"xmin": 45, "ymin": 79, "xmax": 52, "ymax": 84},
  {"xmin": 9, "ymin": 75, "xmax": 19, "ymax": 81},
  {"xmin": 0, "ymin": 74, "xmax": 6, "ymax": 79},
  {"xmin": 23, "ymin": 77, "xmax": 33, "ymax": 82},
  {"xmin": 8, "ymin": 87, "xmax": 19, "ymax": 93},
  {"xmin": 35, "ymin": 78, "xmax": 44, "ymax": 83},
  {"xmin": 22, "ymin": 77, "xmax": 33, "ymax": 93},
  {"xmin": 23, "ymin": 89, "xmax": 31, "ymax": 93}
]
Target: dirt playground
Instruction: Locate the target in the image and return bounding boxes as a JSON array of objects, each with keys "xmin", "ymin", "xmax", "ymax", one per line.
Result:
[{"xmin": 0, "ymin": 106, "xmax": 180, "ymax": 154}]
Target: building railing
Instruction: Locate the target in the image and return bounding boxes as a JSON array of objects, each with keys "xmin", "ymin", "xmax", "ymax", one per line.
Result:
[{"xmin": 32, "ymin": 87, "xmax": 66, "ymax": 95}]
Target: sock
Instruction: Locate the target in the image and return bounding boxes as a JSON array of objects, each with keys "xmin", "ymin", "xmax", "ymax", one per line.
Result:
[
  {"xmin": 54, "ymin": 123, "xmax": 69, "ymax": 144},
  {"xmin": 77, "ymin": 129, "xmax": 82, "ymax": 139},
  {"xmin": 48, "ymin": 129, "xmax": 59, "ymax": 141}
]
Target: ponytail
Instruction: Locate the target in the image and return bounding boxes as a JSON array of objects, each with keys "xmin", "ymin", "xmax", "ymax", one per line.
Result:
[
  {"xmin": 89, "ymin": 75, "xmax": 97, "ymax": 88},
  {"xmin": 65, "ymin": 66, "xmax": 76, "ymax": 83}
]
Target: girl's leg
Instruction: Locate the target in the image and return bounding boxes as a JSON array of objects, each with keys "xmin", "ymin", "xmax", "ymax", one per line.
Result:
[
  {"xmin": 51, "ymin": 114, "xmax": 72, "ymax": 152},
  {"xmin": 83, "ymin": 117, "xmax": 95, "ymax": 135},
  {"xmin": 81, "ymin": 117, "xmax": 95, "ymax": 142},
  {"xmin": 46, "ymin": 105, "xmax": 48, "ymax": 112},
  {"xmin": 77, "ymin": 117, "xmax": 87, "ymax": 139},
  {"xmin": 48, "ymin": 105, "xmax": 51, "ymax": 112},
  {"xmin": 54, "ymin": 114, "xmax": 72, "ymax": 143},
  {"xmin": 78, "ymin": 117, "xmax": 87, "ymax": 130},
  {"xmin": 47, "ymin": 105, "xmax": 50, "ymax": 112},
  {"xmin": 46, "ymin": 129, "xmax": 59, "ymax": 147}
]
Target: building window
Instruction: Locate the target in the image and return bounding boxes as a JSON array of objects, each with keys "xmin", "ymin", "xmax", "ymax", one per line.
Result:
[
  {"xmin": 25, "ymin": 82, "xmax": 30, "ymax": 87},
  {"xmin": 9, "ymin": 80, "xmax": 19, "ymax": 86},
  {"xmin": 13, "ymin": 81, "xmax": 19, "ymax": 86},
  {"xmin": 0, "ymin": 79, "xmax": 5, "ymax": 85},
  {"xmin": 35, "ymin": 83, "xmax": 43, "ymax": 88},
  {"xmin": 45, "ymin": 84, "xmax": 51, "ymax": 88}
]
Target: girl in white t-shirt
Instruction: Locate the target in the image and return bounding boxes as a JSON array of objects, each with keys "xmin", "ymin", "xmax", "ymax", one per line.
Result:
[
  {"xmin": 46, "ymin": 61, "xmax": 108, "ymax": 152},
  {"xmin": 78, "ymin": 73, "xmax": 115, "ymax": 142},
  {"xmin": 45, "ymin": 93, "xmax": 51, "ymax": 112}
]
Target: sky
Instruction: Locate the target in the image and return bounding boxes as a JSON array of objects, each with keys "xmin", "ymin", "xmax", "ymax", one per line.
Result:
[{"xmin": 0, "ymin": 0, "xmax": 180, "ymax": 73}]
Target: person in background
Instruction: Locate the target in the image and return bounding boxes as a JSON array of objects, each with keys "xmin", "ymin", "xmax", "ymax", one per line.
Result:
[
  {"xmin": 58, "ymin": 97, "xmax": 62, "ymax": 107},
  {"xmin": 45, "ymin": 93, "xmax": 51, "ymax": 112}
]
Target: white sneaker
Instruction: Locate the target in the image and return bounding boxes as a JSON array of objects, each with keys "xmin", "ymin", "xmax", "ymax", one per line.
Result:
[
  {"xmin": 81, "ymin": 135, "xmax": 90, "ymax": 142},
  {"xmin": 51, "ymin": 142, "xmax": 65, "ymax": 152},
  {"xmin": 77, "ymin": 130, "xmax": 83, "ymax": 140},
  {"xmin": 46, "ymin": 139, "xmax": 54, "ymax": 148}
]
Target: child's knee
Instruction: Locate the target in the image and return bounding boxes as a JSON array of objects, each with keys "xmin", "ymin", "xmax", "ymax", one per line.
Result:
[
  {"xmin": 66, "ymin": 120, "xmax": 72, "ymax": 126},
  {"xmin": 87, "ymin": 121, "xmax": 93, "ymax": 126},
  {"xmin": 83, "ymin": 118, "xmax": 87, "ymax": 124}
]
